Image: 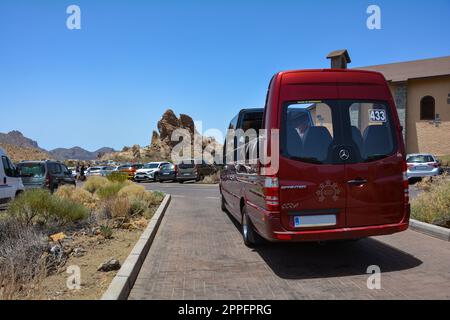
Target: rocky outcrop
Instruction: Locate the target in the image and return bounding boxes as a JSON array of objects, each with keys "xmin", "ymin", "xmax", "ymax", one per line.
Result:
[
  {"xmin": 156, "ymin": 109, "xmax": 197, "ymax": 158},
  {"xmin": 101, "ymin": 108, "xmax": 222, "ymax": 163}
]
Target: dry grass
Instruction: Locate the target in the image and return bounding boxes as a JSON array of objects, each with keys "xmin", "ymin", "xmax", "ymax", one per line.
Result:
[
  {"xmin": 411, "ymin": 175, "xmax": 450, "ymax": 228},
  {"xmin": 83, "ymin": 176, "xmax": 110, "ymax": 194},
  {"xmin": 109, "ymin": 197, "xmax": 131, "ymax": 219},
  {"xmin": 0, "ymin": 219, "xmax": 47, "ymax": 300}
]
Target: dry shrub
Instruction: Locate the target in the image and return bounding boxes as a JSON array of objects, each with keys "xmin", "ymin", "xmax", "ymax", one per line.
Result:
[
  {"xmin": 145, "ymin": 190, "xmax": 165, "ymax": 206},
  {"xmin": 83, "ymin": 176, "xmax": 109, "ymax": 194},
  {"xmin": 8, "ymin": 189, "xmax": 88, "ymax": 226},
  {"xmin": 95, "ymin": 182, "xmax": 125, "ymax": 200},
  {"xmin": 199, "ymin": 171, "xmax": 220, "ymax": 184},
  {"xmin": 109, "ymin": 197, "xmax": 131, "ymax": 219},
  {"xmin": 412, "ymin": 177, "xmax": 450, "ymax": 228},
  {"xmin": 107, "ymin": 171, "xmax": 129, "ymax": 183},
  {"xmin": 117, "ymin": 184, "xmax": 147, "ymax": 200},
  {"xmin": 0, "ymin": 218, "xmax": 47, "ymax": 300},
  {"xmin": 55, "ymin": 185, "xmax": 97, "ymax": 210},
  {"xmin": 416, "ymin": 172, "xmax": 448, "ymax": 192}
]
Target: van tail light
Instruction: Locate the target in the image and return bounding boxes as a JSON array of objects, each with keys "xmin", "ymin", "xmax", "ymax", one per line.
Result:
[
  {"xmin": 402, "ymin": 161, "xmax": 409, "ymax": 204},
  {"xmin": 45, "ymin": 173, "xmax": 51, "ymax": 187},
  {"xmin": 432, "ymin": 162, "xmax": 440, "ymax": 168},
  {"xmin": 174, "ymin": 164, "xmax": 177, "ymax": 173},
  {"xmin": 263, "ymin": 177, "xmax": 280, "ymax": 212}
]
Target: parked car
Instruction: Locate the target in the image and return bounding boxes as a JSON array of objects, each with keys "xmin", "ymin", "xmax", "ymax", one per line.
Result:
[
  {"xmin": 68, "ymin": 167, "xmax": 77, "ymax": 178},
  {"xmin": 220, "ymin": 69, "xmax": 410, "ymax": 247},
  {"xmin": 0, "ymin": 148, "xmax": 24, "ymax": 209},
  {"xmin": 176, "ymin": 160, "xmax": 200, "ymax": 183},
  {"xmin": 117, "ymin": 163, "xmax": 144, "ymax": 180},
  {"xmin": 16, "ymin": 160, "xmax": 75, "ymax": 192},
  {"xmin": 157, "ymin": 163, "xmax": 177, "ymax": 182},
  {"xmin": 174, "ymin": 160, "xmax": 219, "ymax": 183},
  {"xmin": 134, "ymin": 162, "xmax": 169, "ymax": 182},
  {"xmin": 406, "ymin": 154, "xmax": 442, "ymax": 180},
  {"xmin": 86, "ymin": 166, "xmax": 115, "ymax": 177}
]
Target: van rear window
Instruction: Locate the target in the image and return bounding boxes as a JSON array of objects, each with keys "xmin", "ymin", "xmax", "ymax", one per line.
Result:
[
  {"xmin": 17, "ymin": 163, "xmax": 45, "ymax": 177},
  {"xmin": 281, "ymin": 100, "xmax": 397, "ymax": 164}
]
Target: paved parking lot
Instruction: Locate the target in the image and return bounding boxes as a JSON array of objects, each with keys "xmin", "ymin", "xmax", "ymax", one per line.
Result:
[{"xmin": 129, "ymin": 182, "xmax": 450, "ymax": 300}]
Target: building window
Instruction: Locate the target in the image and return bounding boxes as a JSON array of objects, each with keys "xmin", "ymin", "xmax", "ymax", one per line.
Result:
[{"xmin": 420, "ymin": 96, "xmax": 435, "ymax": 120}]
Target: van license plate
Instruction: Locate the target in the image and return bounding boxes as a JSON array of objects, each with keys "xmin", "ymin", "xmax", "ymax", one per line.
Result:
[{"xmin": 294, "ymin": 215, "xmax": 336, "ymax": 228}]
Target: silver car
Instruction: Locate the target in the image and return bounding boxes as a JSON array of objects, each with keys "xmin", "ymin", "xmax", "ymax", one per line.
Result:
[
  {"xmin": 406, "ymin": 154, "xmax": 441, "ymax": 179},
  {"xmin": 86, "ymin": 166, "xmax": 115, "ymax": 177}
]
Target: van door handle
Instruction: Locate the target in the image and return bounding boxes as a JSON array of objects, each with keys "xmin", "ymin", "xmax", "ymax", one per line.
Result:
[
  {"xmin": 3, "ymin": 177, "xmax": 6, "ymax": 184},
  {"xmin": 347, "ymin": 179, "xmax": 367, "ymax": 186}
]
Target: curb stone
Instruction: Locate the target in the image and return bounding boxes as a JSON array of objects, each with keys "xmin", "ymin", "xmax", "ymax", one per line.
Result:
[
  {"xmin": 101, "ymin": 194, "xmax": 171, "ymax": 300},
  {"xmin": 409, "ymin": 219, "xmax": 450, "ymax": 241}
]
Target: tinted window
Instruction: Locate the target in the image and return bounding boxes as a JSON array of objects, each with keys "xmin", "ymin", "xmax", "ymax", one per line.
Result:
[
  {"xmin": 282, "ymin": 100, "xmax": 398, "ymax": 164},
  {"xmin": 179, "ymin": 161, "xmax": 195, "ymax": 169},
  {"xmin": 17, "ymin": 163, "xmax": 46, "ymax": 177},
  {"xmin": 2, "ymin": 156, "xmax": 15, "ymax": 177},
  {"xmin": 229, "ymin": 114, "xmax": 239, "ymax": 130},
  {"xmin": 407, "ymin": 155, "xmax": 435, "ymax": 163},
  {"xmin": 347, "ymin": 102, "xmax": 396, "ymax": 162},
  {"xmin": 240, "ymin": 111, "xmax": 263, "ymax": 132},
  {"xmin": 143, "ymin": 163, "xmax": 159, "ymax": 169},
  {"xmin": 61, "ymin": 164, "xmax": 71, "ymax": 175},
  {"xmin": 283, "ymin": 102, "xmax": 333, "ymax": 164},
  {"xmin": 49, "ymin": 163, "xmax": 62, "ymax": 174}
]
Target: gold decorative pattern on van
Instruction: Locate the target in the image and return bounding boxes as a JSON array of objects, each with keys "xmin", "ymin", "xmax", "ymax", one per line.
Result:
[{"xmin": 316, "ymin": 180, "xmax": 341, "ymax": 202}]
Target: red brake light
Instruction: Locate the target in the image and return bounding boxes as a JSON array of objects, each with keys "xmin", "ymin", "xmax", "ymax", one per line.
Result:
[
  {"xmin": 45, "ymin": 173, "xmax": 51, "ymax": 187},
  {"xmin": 402, "ymin": 161, "xmax": 409, "ymax": 204},
  {"xmin": 263, "ymin": 177, "xmax": 280, "ymax": 211}
]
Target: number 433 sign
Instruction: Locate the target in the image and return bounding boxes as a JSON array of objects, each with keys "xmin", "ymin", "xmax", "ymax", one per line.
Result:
[{"xmin": 369, "ymin": 109, "xmax": 387, "ymax": 122}]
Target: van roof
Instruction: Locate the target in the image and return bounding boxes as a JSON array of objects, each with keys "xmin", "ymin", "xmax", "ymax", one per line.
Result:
[
  {"xmin": 278, "ymin": 68, "xmax": 387, "ymax": 85},
  {"xmin": 240, "ymin": 108, "xmax": 264, "ymax": 114}
]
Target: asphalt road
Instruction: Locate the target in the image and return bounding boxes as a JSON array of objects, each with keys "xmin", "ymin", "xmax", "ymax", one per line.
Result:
[{"xmin": 127, "ymin": 181, "xmax": 450, "ymax": 300}]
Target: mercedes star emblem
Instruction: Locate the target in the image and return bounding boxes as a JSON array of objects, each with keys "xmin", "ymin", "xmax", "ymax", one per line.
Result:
[{"xmin": 339, "ymin": 149, "xmax": 350, "ymax": 161}]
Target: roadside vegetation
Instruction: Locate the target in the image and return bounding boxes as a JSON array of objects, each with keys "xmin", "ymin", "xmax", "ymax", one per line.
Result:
[
  {"xmin": 438, "ymin": 155, "xmax": 450, "ymax": 167},
  {"xmin": 0, "ymin": 175, "xmax": 164, "ymax": 299},
  {"xmin": 198, "ymin": 171, "xmax": 221, "ymax": 184},
  {"xmin": 411, "ymin": 174, "xmax": 450, "ymax": 228}
]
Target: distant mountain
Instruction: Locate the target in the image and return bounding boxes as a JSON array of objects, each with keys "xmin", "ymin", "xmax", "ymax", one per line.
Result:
[
  {"xmin": 0, "ymin": 143, "xmax": 50, "ymax": 162},
  {"xmin": 0, "ymin": 130, "xmax": 42, "ymax": 150},
  {"xmin": 0, "ymin": 130, "xmax": 115, "ymax": 161},
  {"xmin": 49, "ymin": 146, "xmax": 116, "ymax": 161}
]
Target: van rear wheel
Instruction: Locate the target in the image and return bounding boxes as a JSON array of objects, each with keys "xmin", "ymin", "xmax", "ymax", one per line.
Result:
[{"xmin": 242, "ymin": 206, "xmax": 263, "ymax": 247}]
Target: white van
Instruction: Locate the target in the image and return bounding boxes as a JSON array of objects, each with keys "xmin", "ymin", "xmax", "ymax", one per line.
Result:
[{"xmin": 0, "ymin": 147, "xmax": 24, "ymax": 209}]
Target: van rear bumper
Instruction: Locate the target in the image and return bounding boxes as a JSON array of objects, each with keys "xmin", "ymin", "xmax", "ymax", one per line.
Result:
[{"xmin": 264, "ymin": 216, "xmax": 409, "ymax": 242}]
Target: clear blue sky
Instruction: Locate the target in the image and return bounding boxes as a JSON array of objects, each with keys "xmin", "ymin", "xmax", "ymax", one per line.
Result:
[{"xmin": 0, "ymin": 0, "xmax": 449, "ymax": 151}]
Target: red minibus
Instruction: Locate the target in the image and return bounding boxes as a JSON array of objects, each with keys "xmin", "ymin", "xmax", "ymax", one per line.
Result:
[{"xmin": 220, "ymin": 69, "xmax": 410, "ymax": 247}]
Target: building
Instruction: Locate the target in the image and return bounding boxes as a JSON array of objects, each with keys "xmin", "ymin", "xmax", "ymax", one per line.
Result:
[{"xmin": 355, "ymin": 56, "xmax": 450, "ymax": 156}]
